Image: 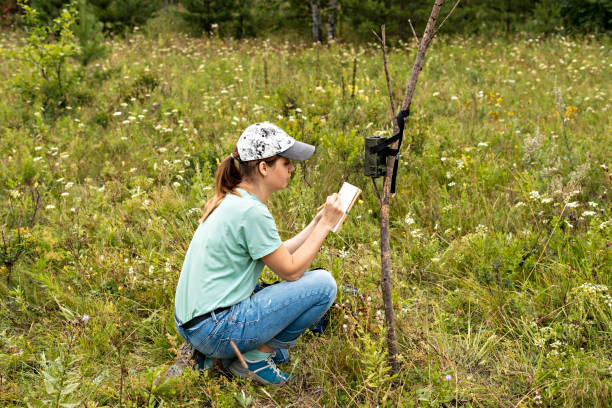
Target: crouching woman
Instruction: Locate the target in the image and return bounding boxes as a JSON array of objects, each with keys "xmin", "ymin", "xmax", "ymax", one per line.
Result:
[{"xmin": 173, "ymin": 123, "xmax": 344, "ymax": 385}]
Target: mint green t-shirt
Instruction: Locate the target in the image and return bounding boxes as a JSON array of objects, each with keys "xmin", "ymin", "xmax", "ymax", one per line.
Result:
[{"xmin": 174, "ymin": 188, "xmax": 283, "ymax": 323}]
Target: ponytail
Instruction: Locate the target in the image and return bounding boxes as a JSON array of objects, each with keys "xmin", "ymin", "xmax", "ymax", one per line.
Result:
[
  {"xmin": 199, "ymin": 148, "xmax": 242, "ymax": 223},
  {"xmin": 198, "ymin": 148, "xmax": 280, "ymax": 223}
]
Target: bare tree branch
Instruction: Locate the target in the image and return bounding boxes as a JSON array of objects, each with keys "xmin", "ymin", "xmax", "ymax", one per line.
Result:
[
  {"xmin": 434, "ymin": 0, "xmax": 461, "ymax": 35},
  {"xmin": 372, "ymin": 25, "xmax": 396, "ymax": 118},
  {"xmin": 378, "ymin": 0, "xmax": 447, "ymax": 372},
  {"xmin": 408, "ymin": 19, "xmax": 420, "ymax": 48}
]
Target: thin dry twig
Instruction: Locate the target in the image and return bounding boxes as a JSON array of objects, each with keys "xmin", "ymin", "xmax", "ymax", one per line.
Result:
[
  {"xmin": 229, "ymin": 340, "xmax": 248, "ymax": 370},
  {"xmin": 372, "ymin": 25, "xmax": 396, "ymax": 119},
  {"xmin": 434, "ymin": 0, "xmax": 461, "ymax": 35},
  {"xmin": 408, "ymin": 19, "xmax": 420, "ymax": 48}
]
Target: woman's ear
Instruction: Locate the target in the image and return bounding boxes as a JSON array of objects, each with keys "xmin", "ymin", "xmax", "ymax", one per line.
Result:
[{"xmin": 257, "ymin": 161, "xmax": 268, "ymax": 177}]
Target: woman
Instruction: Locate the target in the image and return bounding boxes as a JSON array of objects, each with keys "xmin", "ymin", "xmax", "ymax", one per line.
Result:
[{"xmin": 173, "ymin": 122, "xmax": 344, "ymax": 385}]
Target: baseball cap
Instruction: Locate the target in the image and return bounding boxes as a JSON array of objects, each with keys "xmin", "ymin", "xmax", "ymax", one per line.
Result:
[{"xmin": 237, "ymin": 122, "xmax": 315, "ymax": 161}]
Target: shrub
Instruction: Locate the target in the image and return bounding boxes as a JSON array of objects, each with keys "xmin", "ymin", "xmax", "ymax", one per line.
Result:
[{"xmin": 1, "ymin": 0, "xmax": 79, "ymax": 118}]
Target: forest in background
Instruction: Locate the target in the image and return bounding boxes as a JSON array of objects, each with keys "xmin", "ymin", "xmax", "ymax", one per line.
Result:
[{"xmin": 1, "ymin": 0, "xmax": 612, "ymax": 43}]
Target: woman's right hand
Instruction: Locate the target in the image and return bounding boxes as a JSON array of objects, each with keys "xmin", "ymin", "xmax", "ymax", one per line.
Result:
[{"xmin": 320, "ymin": 193, "xmax": 344, "ymax": 229}]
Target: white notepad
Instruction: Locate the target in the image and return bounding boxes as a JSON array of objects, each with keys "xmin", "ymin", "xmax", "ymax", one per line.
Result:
[{"xmin": 332, "ymin": 182, "xmax": 362, "ymax": 233}]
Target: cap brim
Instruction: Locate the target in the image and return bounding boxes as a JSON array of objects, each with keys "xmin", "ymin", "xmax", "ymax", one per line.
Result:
[{"xmin": 278, "ymin": 141, "xmax": 315, "ymax": 161}]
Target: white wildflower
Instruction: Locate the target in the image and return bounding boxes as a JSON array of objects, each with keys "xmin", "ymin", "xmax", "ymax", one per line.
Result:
[
  {"xmin": 566, "ymin": 201, "xmax": 580, "ymax": 208},
  {"xmin": 529, "ymin": 191, "xmax": 541, "ymax": 200}
]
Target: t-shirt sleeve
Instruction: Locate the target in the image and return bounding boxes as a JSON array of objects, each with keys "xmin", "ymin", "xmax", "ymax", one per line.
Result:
[{"xmin": 243, "ymin": 204, "xmax": 283, "ymax": 259}]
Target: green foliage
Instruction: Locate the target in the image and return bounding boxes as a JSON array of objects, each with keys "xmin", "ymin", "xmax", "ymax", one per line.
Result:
[
  {"xmin": 178, "ymin": 0, "xmax": 276, "ymax": 38},
  {"xmin": 72, "ymin": 0, "xmax": 105, "ymax": 66},
  {"xmin": 88, "ymin": 0, "xmax": 162, "ymax": 32},
  {"xmin": 560, "ymin": 0, "xmax": 612, "ymax": 32},
  {"xmin": 1, "ymin": 29, "xmax": 611, "ymax": 406},
  {"xmin": 25, "ymin": 353, "xmax": 82, "ymax": 408},
  {"xmin": 2, "ymin": 0, "xmax": 79, "ymax": 118}
]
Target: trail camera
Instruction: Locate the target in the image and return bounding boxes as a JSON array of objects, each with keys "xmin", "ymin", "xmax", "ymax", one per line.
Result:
[{"xmin": 364, "ymin": 136, "xmax": 387, "ymax": 178}]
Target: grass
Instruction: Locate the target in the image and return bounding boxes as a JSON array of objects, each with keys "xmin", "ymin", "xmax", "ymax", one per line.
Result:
[{"xmin": 0, "ymin": 15, "xmax": 611, "ymax": 407}]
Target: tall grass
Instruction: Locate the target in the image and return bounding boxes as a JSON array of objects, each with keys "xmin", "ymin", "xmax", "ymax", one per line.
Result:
[{"xmin": 0, "ymin": 18, "xmax": 611, "ymax": 407}]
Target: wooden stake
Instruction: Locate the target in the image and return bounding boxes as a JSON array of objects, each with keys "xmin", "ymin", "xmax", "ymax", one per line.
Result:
[
  {"xmin": 230, "ymin": 340, "xmax": 248, "ymax": 370},
  {"xmin": 375, "ymin": 0, "xmax": 458, "ymax": 372}
]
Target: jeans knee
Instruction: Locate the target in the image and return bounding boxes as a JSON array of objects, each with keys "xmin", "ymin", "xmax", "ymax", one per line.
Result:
[{"xmin": 310, "ymin": 269, "xmax": 337, "ymax": 303}]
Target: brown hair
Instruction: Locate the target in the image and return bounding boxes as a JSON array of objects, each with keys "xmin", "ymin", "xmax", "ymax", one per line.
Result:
[{"xmin": 199, "ymin": 147, "xmax": 280, "ymax": 223}]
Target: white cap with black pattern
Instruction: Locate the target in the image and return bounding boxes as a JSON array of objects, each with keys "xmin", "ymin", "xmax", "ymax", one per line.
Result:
[{"xmin": 237, "ymin": 122, "xmax": 315, "ymax": 161}]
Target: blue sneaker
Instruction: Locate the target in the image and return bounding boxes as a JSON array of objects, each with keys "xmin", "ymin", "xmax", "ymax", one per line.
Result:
[
  {"xmin": 272, "ymin": 348, "xmax": 290, "ymax": 365},
  {"xmin": 229, "ymin": 355, "xmax": 290, "ymax": 385}
]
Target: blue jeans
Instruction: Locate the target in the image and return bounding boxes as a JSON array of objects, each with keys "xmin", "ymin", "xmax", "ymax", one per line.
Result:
[{"xmin": 175, "ymin": 269, "xmax": 337, "ymax": 359}]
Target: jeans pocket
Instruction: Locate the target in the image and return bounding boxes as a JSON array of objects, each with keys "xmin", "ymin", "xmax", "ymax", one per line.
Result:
[{"xmin": 184, "ymin": 319, "xmax": 223, "ymax": 355}]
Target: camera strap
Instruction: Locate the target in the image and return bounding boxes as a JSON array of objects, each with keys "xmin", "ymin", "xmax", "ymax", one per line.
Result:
[{"xmin": 368, "ymin": 108, "xmax": 410, "ymax": 193}]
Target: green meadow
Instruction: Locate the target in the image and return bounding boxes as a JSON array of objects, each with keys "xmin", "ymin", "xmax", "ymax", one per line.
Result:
[{"xmin": 1, "ymin": 14, "xmax": 611, "ymax": 407}]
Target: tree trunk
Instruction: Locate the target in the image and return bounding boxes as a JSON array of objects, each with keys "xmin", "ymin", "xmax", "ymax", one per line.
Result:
[
  {"xmin": 399, "ymin": 0, "xmax": 406, "ymax": 40},
  {"xmin": 378, "ymin": 0, "xmax": 446, "ymax": 372},
  {"xmin": 310, "ymin": 0, "xmax": 323, "ymax": 43},
  {"xmin": 327, "ymin": 0, "xmax": 339, "ymax": 41}
]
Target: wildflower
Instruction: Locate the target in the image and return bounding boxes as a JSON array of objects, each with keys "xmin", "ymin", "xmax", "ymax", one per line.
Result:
[
  {"xmin": 113, "ymin": 111, "xmax": 122, "ymax": 116},
  {"xmin": 121, "ymin": 120, "xmax": 130, "ymax": 124},
  {"xmin": 529, "ymin": 191, "xmax": 541, "ymax": 200},
  {"xmin": 566, "ymin": 201, "xmax": 580, "ymax": 208},
  {"xmin": 404, "ymin": 215, "xmax": 415, "ymax": 225},
  {"xmin": 477, "ymin": 142, "xmax": 488, "ymax": 147},
  {"xmin": 541, "ymin": 197, "xmax": 553, "ymax": 204},
  {"xmin": 33, "ymin": 156, "xmax": 42, "ymax": 162},
  {"xmin": 515, "ymin": 202, "xmax": 526, "ymax": 208},
  {"xmin": 448, "ymin": 181, "xmax": 456, "ymax": 187},
  {"xmin": 444, "ymin": 374, "xmax": 452, "ymax": 381},
  {"xmin": 45, "ymin": 205, "xmax": 55, "ymax": 210},
  {"xmin": 82, "ymin": 315, "xmax": 89, "ymax": 323},
  {"xmin": 581, "ymin": 211, "xmax": 596, "ymax": 217},
  {"xmin": 432, "ymin": 91, "xmax": 440, "ymax": 96}
]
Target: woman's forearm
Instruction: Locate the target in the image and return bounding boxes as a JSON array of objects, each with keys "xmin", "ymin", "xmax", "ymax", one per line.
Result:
[{"xmin": 283, "ymin": 217, "xmax": 318, "ymax": 254}]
